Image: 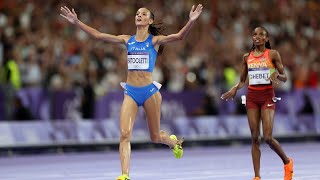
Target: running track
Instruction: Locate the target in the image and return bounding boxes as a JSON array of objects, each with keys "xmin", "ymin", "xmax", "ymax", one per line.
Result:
[{"xmin": 0, "ymin": 142, "xmax": 319, "ymax": 180}]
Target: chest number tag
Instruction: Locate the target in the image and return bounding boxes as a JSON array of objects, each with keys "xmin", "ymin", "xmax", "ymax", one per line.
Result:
[{"xmin": 128, "ymin": 52, "xmax": 149, "ymax": 70}]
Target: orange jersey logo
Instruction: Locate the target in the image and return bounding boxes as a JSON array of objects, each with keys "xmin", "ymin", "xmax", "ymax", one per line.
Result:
[{"xmin": 247, "ymin": 49, "xmax": 274, "ymax": 70}]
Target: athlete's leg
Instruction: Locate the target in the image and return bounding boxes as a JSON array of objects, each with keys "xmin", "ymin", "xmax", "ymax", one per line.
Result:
[
  {"xmin": 261, "ymin": 109, "xmax": 293, "ymax": 180},
  {"xmin": 261, "ymin": 109, "xmax": 289, "ymax": 164},
  {"xmin": 247, "ymin": 108, "xmax": 262, "ymax": 178},
  {"xmin": 119, "ymin": 94, "xmax": 138, "ymax": 176},
  {"xmin": 143, "ymin": 92, "xmax": 177, "ymax": 148}
]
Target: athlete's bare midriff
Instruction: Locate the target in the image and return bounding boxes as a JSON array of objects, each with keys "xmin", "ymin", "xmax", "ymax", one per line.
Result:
[{"xmin": 126, "ymin": 71, "xmax": 153, "ymax": 86}]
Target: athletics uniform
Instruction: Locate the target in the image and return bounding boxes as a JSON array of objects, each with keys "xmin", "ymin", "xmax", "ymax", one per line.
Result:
[
  {"xmin": 120, "ymin": 34, "xmax": 162, "ymax": 106},
  {"xmin": 246, "ymin": 49, "xmax": 276, "ymax": 110}
]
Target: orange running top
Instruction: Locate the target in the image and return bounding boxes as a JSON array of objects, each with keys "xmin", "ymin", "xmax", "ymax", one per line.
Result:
[{"xmin": 246, "ymin": 49, "xmax": 276, "ymax": 90}]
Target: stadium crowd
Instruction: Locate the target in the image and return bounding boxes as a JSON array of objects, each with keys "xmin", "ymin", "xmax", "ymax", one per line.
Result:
[{"xmin": 0, "ymin": 0, "xmax": 319, "ymax": 120}]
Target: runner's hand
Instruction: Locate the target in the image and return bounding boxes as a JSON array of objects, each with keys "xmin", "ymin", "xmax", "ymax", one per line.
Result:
[
  {"xmin": 268, "ymin": 71, "xmax": 280, "ymax": 84},
  {"xmin": 189, "ymin": 4, "xmax": 203, "ymax": 21},
  {"xmin": 221, "ymin": 87, "xmax": 237, "ymax": 101},
  {"xmin": 60, "ymin": 6, "xmax": 79, "ymax": 25}
]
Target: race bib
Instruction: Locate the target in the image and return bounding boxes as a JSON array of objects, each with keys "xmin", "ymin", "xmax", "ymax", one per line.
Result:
[
  {"xmin": 127, "ymin": 52, "xmax": 149, "ymax": 70},
  {"xmin": 248, "ymin": 69, "xmax": 270, "ymax": 85}
]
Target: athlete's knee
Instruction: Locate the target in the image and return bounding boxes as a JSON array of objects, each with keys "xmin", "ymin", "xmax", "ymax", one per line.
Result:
[
  {"xmin": 120, "ymin": 129, "xmax": 131, "ymax": 142},
  {"xmin": 264, "ymin": 136, "xmax": 273, "ymax": 145},
  {"xmin": 251, "ymin": 135, "xmax": 261, "ymax": 145}
]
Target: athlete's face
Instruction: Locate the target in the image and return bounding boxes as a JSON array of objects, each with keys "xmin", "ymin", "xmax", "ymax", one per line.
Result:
[
  {"xmin": 135, "ymin": 8, "xmax": 153, "ymax": 26},
  {"xmin": 252, "ymin": 27, "xmax": 268, "ymax": 46}
]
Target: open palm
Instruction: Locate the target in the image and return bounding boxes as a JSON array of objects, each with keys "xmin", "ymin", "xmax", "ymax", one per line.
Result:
[
  {"xmin": 60, "ymin": 6, "xmax": 78, "ymax": 24},
  {"xmin": 189, "ymin": 4, "xmax": 203, "ymax": 21},
  {"xmin": 221, "ymin": 87, "xmax": 237, "ymax": 101}
]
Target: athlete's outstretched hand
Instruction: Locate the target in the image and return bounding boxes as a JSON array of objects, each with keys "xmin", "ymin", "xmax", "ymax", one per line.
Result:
[
  {"xmin": 189, "ymin": 4, "xmax": 203, "ymax": 21},
  {"xmin": 221, "ymin": 87, "xmax": 237, "ymax": 101},
  {"xmin": 268, "ymin": 71, "xmax": 280, "ymax": 84},
  {"xmin": 60, "ymin": 6, "xmax": 79, "ymax": 25}
]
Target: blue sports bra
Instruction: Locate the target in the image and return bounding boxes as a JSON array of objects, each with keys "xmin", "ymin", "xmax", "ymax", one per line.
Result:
[{"xmin": 126, "ymin": 34, "xmax": 157, "ymax": 72}]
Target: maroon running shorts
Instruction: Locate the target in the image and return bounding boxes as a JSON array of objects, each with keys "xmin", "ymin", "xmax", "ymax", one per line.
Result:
[{"xmin": 246, "ymin": 88, "xmax": 276, "ymax": 110}]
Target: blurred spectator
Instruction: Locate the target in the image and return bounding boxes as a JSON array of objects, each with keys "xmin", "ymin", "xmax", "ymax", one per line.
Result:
[
  {"xmin": 0, "ymin": 44, "xmax": 21, "ymax": 90},
  {"xmin": 0, "ymin": 36, "xmax": 21, "ymax": 120},
  {"xmin": 307, "ymin": 60, "xmax": 319, "ymax": 88},
  {"xmin": 190, "ymin": 93, "xmax": 218, "ymax": 116},
  {"xmin": 12, "ymin": 95, "xmax": 34, "ymax": 121},
  {"xmin": 80, "ymin": 72, "xmax": 95, "ymax": 119}
]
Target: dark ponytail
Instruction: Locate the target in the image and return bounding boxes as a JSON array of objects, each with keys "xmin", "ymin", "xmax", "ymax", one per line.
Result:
[
  {"xmin": 250, "ymin": 26, "xmax": 272, "ymax": 52},
  {"xmin": 148, "ymin": 10, "xmax": 165, "ymax": 55},
  {"xmin": 265, "ymin": 40, "xmax": 271, "ymax": 49}
]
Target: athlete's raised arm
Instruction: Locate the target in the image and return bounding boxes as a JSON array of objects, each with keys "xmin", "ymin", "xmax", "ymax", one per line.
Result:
[
  {"xmin": 153, "ymin": 4, "xmax": 203, "ymax": 45},
  {"xmin": 221, "ymin": 53, "xmax": 249, "ymax": 101},
  {"xmin": 60, "ymin": 6, "xmax": 130, "ymax": 44}
]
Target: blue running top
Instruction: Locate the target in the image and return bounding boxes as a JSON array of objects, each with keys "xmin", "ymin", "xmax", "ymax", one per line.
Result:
[{"xmin": 126, "ymin": 34, "xmax": 157, "ymax": 72}]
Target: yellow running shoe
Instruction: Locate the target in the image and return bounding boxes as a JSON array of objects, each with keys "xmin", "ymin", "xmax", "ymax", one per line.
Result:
[
  {"xmin": 170, "ymin": 135, "xmax": 183, "ymax": 159},
  {"xmin": 116, "ymin": 174, "xmax": 130, "ymax": 180}
]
